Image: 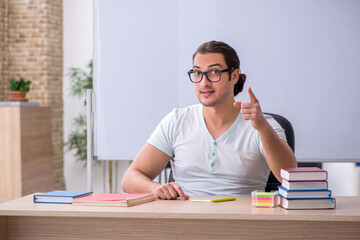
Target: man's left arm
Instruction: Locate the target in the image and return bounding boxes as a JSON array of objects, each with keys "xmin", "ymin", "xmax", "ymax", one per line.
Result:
[{"xmin": 234, "ymin": 86, "xmax": 297, "ymax": 182}]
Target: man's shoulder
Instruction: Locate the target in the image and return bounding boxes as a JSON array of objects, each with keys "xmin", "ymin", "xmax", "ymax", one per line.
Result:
[
  {"xmin": 172, "ymin": 103, "xmax": 201, "ymax": 115},
  {"xmin": 169, "ymin": 104, "xmax": 201, "ymax": 122},
  {"xmin": 263, "ymin": 113, "xmax": 281, "ymax": 127}
]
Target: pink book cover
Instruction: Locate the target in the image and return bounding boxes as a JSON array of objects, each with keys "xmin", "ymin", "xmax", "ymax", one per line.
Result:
[
  {"xmin": 282, "ymin": 167, "xmax": 326, "ymax": 173},
  {"xmin": 75, "ymin": 193, "xmax": 154, "ymax": 202}
]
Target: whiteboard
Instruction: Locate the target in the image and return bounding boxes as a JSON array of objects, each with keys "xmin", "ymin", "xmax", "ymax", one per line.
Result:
[{"xmin": 94, "ymin": 0, "xmax": 360, "ymax": 161}]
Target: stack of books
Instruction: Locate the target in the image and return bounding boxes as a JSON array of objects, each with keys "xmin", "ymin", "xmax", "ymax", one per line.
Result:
[{"xmin": 278, "ymin": 167, "xmax": 336, "ymax": 210}]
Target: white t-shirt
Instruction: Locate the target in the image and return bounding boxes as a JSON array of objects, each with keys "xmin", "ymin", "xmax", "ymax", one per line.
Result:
[{"xmin": 147, "ymin": 104, "xmax": 286, "ymax": 196}]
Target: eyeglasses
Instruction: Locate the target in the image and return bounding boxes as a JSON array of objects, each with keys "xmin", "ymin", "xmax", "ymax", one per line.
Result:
[{"xmin": 187, "ymin": 67, "xmax": 234, "ymax": 83}]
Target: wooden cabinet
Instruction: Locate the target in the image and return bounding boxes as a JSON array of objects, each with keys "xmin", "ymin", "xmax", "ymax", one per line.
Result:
[{"xmin": 0, "ymin": 104, "xmax": 53, "ymax": 203}]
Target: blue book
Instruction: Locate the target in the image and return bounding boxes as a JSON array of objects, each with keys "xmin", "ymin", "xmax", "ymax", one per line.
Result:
[
  {"xmin": 33, "ymin": 190, "xmax": 93, "ymax": 204},
  {"xmin": 277, "ymin": 186, "xmax": 332, "ymax": 199}
]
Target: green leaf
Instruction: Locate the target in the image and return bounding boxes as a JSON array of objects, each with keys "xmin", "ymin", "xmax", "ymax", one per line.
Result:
[
  {"xmin": 23, "ymin": 81, "xmax": 31, "ymax": 91},
  {"xmin": 9, "ymin": 78, "xmax": 16, "ymax": 91},
  {"xmin": 67, "ymin": 59, "xmax": 93, "ymax": 98}
]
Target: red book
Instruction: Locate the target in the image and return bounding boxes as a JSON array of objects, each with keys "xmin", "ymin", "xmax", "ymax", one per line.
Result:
[
  {"xmin": 280, "ymin": 167, "xmax": 327, "ymax": 181},
  {"xmin": 73, "ymin": 193, "xmax": 156, "ymax": 207}
]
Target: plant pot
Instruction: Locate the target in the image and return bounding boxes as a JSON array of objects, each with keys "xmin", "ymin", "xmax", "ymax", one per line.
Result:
[{"xmin": 9, "ymin": 91, "xmax": 28, "ymax": 102}]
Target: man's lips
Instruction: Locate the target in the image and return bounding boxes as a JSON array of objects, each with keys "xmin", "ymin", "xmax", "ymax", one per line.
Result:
[{"xmin": 200, "ymin": 89, "xmax": 215, "ymax": 97}]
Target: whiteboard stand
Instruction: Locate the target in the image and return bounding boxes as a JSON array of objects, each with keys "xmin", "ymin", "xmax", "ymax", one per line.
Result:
[{"xmin": 86, "ymin": 89, "xmax": 94, "ymax": 191}]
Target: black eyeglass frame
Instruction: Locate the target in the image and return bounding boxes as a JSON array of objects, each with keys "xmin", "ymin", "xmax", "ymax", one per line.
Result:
[{"xmin": 187, "ymin": 67, "xmax": 235, "ymax": 83}]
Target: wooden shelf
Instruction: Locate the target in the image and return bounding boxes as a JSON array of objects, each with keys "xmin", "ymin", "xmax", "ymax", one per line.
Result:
[{"xmin": 0, "ymin": 105, "xmax": 53, "ymax": 203}]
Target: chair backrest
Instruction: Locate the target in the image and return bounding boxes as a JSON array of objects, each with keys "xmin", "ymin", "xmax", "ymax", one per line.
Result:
[{"xmin": 167, "ymin": 112, "xmax": 296, "ymax": 191}]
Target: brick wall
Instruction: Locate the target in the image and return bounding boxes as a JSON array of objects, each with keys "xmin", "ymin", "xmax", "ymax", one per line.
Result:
[
  {"xmin": 0, "ymin": 0, "xmax": 65, "ymax": 190},
  {"xmin": 0, "ymin": 0, "xmax": 8, "ymax": 99}
]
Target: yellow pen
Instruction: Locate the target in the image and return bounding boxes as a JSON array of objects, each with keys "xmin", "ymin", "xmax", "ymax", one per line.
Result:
[
  {"xmin": 191, "ymin": 197, "xmax": 236, "ymax": 202},
  {"xmin": 211, "ymin": 197, "xmax": 236, "ymax": 203}
]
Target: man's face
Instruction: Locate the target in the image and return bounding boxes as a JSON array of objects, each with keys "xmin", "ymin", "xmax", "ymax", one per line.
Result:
[{"xmin": 192, "ymin": 53, "xmax": 235, "ymax": 107}]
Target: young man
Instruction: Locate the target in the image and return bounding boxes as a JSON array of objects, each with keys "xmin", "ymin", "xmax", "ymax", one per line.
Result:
[{"xmin": 121, "ymin": 41, "xmax": 297, "ymax": 200}]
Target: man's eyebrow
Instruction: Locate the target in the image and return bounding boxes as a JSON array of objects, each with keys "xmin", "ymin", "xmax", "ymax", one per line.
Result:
[
  {"xmin": 208, "ymin": 63, "xmax": 222, "ymax": 68},
  {"xmin": 192, "ymin": 63, "xmax": 223, "ymax": 69}
]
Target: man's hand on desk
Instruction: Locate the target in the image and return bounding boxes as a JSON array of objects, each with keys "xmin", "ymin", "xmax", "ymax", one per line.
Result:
[{"xmin": 153, "ymin": 182, "xmax": 189, "ymax": 200}]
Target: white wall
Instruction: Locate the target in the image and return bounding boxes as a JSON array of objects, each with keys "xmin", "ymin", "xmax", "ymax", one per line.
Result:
[
  {"xmin": 63, "ymin": 0, "xmax": 95, "ymax": 191},
  {"xmin": 323, "ymin": 163, "xmax": 358, "ymax": 196},
  {"xmin": 63, "ymin": 0, "xmax": 131, "ymax": 193},
  {"xmin": 63, "ymin": 0, "xmax": 359, "ymax": 195}
]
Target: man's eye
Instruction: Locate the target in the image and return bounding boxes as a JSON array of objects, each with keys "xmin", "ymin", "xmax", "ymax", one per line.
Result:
[
  {"xmin": 210, "ymin": 70, "xmax": 219, "ymax": 75},
  {"xmin": 194, "ymin": 71, "xmax": 201, "ymax": 76}
]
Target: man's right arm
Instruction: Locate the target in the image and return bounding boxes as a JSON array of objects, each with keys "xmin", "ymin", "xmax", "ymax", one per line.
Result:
[{"xmin": 121, "ymin": 143, "xmax": 189, "ymax": 200}]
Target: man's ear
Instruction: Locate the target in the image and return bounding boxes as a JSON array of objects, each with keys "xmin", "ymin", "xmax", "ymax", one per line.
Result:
[{"xmin": 231, "ymin": 69, "xmax": 240, "ymax": 84}]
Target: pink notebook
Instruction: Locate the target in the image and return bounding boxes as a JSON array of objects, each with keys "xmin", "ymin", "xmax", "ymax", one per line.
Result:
[{"xmin": 73, "ymin": 193, "xmax": 156, "ymax": 207}]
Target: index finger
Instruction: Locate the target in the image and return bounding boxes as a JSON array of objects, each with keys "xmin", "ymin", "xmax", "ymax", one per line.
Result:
[
  {"xmin": 248, "ymin": 86, "xmax": 259, "ymax": 103},
  {"xmin": 171, "ymin": 183, "xmax": 189, "ymax": 200}
]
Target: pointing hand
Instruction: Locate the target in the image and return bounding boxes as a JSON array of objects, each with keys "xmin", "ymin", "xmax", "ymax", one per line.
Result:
[{"xmin": 234, "ymin": 86, "xmax": 268, "ymax": 131}]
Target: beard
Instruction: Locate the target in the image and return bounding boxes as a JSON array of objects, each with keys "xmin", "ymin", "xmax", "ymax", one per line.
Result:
[{"xmin": 197, "ymin": 84, "xmax": 232, "ymax": 107}]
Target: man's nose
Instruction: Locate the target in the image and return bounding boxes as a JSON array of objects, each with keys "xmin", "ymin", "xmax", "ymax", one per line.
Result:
[{"xmin": 199, "ymin": 73, "xmax": 211, "ymax": 87}]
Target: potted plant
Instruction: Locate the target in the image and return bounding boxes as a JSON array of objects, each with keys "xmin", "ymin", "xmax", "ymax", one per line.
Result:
[{"xmin": 9, "ymin": 75, "xmax": 31, "ymax": 102}]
